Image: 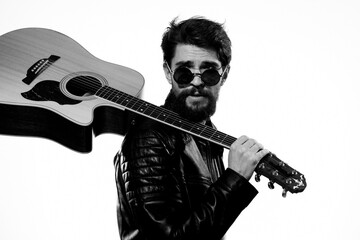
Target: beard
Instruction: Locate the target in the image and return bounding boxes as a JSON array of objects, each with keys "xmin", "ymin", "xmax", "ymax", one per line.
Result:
[{"xmin": 164, "ymin": 87, "xmax": 218, "ymax": 123}]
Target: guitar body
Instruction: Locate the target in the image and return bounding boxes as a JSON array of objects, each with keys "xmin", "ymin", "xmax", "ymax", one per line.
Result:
[{"xmin": 0, "ymin": 28, "xmax": 144, "ymax": 152}]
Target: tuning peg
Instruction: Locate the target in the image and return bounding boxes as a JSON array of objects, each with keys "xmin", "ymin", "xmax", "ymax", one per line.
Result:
[
  {"xmin": 255, "ymin": 174, "xmax": 261, "ymax": 182},
  {"xmin": 268, "ymin": 181, "xmax": 275, "ymax": 189},
  {"xmin": 282, "ymin": 189, "xmax": 287, "ymax": 198}
]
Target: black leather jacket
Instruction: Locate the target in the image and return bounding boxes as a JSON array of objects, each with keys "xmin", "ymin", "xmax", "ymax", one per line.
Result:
[{"xmin": 114, "ymin": 117, "xmax": 258, "ymax": 240}]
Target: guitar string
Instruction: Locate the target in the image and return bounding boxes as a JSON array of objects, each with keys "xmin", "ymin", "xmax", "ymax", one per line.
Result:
[{"xmin": 44, "ymin": 66, "xmax": 236, "ymax": 146}]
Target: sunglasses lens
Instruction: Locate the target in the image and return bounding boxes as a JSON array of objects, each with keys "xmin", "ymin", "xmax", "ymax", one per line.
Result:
[
  {"xmin": 173, "ymin": 68, "xmax": 194, "ymax": 84},
  {"xmin": 201, "ymin": 69, "xmax": 221, "ymax": 86}
]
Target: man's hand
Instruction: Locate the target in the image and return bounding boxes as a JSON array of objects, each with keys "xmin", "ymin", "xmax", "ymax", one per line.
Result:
[{"xmin": 228, "ymin": 135, "xmax": 270, "ymax": 180}]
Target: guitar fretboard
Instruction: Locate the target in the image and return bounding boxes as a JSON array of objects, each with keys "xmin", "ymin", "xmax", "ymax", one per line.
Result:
[{"xmin": 95, "ymin": 85, "xmax": 236, "ymax": 148}]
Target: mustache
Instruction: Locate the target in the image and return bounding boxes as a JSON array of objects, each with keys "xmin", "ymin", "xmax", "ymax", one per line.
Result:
[{"xmin": 181, "ymin": 87, "xmax": 210, "ymax": 97}]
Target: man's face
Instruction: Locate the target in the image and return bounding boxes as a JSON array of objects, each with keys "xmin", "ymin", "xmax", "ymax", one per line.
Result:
[{"xmin": 164, "ymin": 44, "xmax": 226, "ymax": 122}]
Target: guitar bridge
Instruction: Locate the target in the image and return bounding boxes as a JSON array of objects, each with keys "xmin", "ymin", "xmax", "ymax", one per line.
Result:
[{"xmin": 22, "ymin": 55, "xmax": 60, "ymax": 85}]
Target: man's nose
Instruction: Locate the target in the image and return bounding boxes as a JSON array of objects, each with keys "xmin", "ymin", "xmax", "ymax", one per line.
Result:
[{"xmin": 190, "ymin": 73, "xmax": 204, "ymax": 87}]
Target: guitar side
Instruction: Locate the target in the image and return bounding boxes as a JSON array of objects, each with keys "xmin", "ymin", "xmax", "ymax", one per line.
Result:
[{"xmin": 0, "ymin": 28, "xmax": 145, "ymax": 152}]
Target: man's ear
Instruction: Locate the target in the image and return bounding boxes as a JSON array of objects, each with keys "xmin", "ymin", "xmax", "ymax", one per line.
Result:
[
  {"xmin": 220, "ymin": 65, "xmax": 230, "ymax": 86},
  {"xmin": 163, "ymin": 62, "xmax": 172, "ymax": 84}
]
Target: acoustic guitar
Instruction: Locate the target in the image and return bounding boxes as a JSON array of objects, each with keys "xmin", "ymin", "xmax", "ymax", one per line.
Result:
[{"xmin": 0, "ymin": 28, "xmax": 306, "ymax": 197}]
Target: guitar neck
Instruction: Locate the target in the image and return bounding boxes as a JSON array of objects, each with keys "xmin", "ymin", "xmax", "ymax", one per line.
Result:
[{"xmin": 95, "ymin": 85, "xmax": 236, "ymax": 149}]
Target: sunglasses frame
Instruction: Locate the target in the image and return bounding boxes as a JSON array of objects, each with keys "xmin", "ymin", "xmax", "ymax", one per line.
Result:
[{"xmin": 165, "ymin": 61, "xmax": 228, "ymax": 86}]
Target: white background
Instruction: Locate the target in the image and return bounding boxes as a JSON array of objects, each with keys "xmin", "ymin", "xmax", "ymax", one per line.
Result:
[{"xmin": 0, "ymin": 0, "xmax": 359, "ymax": 239}]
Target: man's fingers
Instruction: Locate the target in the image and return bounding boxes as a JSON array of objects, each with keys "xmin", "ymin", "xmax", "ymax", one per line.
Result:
[
  {"xmin": 249, "ymin": 142, "xmax": 262, "ymax": 153},
  {"xmin": 243, "ymin": 138, "xmax": 255, "ymax": 148},
  {"xmin": 233, "ymin": 135, "xmax": 269, "ymax": 159},
  {"xmin": 256, "ymin": 148, "xmax": 270, "ymax": 160},
  {"xmin": 238, "ymin": 135, "xmax": 249, "ymax": 145}
]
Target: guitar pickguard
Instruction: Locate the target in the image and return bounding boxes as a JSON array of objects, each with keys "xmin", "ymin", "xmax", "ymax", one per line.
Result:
[{"xmin": 21, "ymin": 80, "xmax": 81, "ymax": 105}]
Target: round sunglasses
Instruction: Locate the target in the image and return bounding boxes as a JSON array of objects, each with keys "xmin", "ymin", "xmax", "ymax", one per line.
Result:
[{"xmin": 166, "ymin": 62, "xmax": 228, "ymax": 86}]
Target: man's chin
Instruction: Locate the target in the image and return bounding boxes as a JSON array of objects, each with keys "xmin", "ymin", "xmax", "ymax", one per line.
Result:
[
  {"xmin": 183, "ymin": 98, "xmax": 212, "ymax": 122},
  {"xmin": 185, "ymin": 96, "xmax": 209, "ymax": 109}
]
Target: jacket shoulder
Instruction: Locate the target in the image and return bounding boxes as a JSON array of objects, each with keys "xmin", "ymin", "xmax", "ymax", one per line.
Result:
[{"xmin": 122, "ymin": 116, "xmax": 183, "ymax": 155}]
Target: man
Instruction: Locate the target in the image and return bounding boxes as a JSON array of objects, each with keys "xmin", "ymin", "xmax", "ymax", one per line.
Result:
[{"xmin": 114, "ymin": 16, "xmax": 269, "ymax": 240}]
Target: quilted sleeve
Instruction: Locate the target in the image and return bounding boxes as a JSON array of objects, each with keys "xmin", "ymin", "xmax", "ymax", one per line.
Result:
[{"xmin": 116, "ymin": 127, "xmax": 258, "ymax": 240}]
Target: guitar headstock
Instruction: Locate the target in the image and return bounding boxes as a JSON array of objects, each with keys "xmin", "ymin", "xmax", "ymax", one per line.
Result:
[{"xmin": 254, "ymin": 153, "xmax": 307, "ymax": 197}]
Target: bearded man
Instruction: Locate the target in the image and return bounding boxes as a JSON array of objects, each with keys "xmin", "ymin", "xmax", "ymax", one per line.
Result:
[{"xmin": 114, "ymin": 16, "xmax": 269, "ymax": 240}]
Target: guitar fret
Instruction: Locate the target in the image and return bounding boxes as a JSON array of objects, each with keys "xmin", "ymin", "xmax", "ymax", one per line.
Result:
[
  {"xmin": 177, "ymin": 121, "xmax": 193, "ymax": 132},
  {"xmin": 126, "ymin": 97, "xmax": 140, "ymax": 109},
  {"xmin": 142, "ymin": 103, "xmax": 156, "ymax": 116},
  {"xmin": 148, "ymin": 108, "xmax": 163, "ymax": 118},
  {"xmin": 104, "ymin": 86, "xmax": 115, "ymax": 99},
  {"xmin": 209, "ymin": 130, "xmax": 227, "ymax": 142},
  {"xmin": 113, "ymin": 92, "xmax": 138, "ymax": 109},
  {"xmin": 162, "ymin": 113, "xmax": 177, "ymax": 125},
  {"xmin": 171, "ymin": 118, "xmax": 185, "ymax": 128},
  {"xmin": 106, "ymin": 89, "xmax": 120, "ymax": 101},
  {"xmin": 189, "ymin": 125, "xmax": 205, "ymax": 135},
  {"xmin": 156, "ymin": 109, "xmax": 179, "ymax": 123},
  {"xmin": 110, "ymin": 93, "xmax": 123, "ymax": 103},
  {"xmin": 95, "ymin": 86, "xmax": 108, "ymax": 98},
  {"xmin": 114, "ymin": 92, "xmax": 130, "ymax": 106},
  {"xmin": 134, "ymin": 102, "xmax": 147, "ymax": 113},
  {"xmin": 223, "ymin": 135, "xmax": 236, "ymax": 146},
  {"xmin": 157, "ymin": 112, "xmax": 169, "ymax": 121},
  {"xmin": 131, "ymin": 100, "xmax": 146, "ymax": 111}
]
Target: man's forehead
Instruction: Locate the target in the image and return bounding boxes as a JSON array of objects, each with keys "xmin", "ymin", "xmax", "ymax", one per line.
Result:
[
  {"xmin": 174, "ymin": 60, "xmax": 221, "ymax": 69},
  {"xmin": 172, "ymin": 44, "xmax": 221, "ymax": 68}
]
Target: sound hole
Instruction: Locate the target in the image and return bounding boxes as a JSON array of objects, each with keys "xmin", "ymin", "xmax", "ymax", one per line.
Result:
[{"xmin": 66, "ymin": 75, "xmax": 102, "ymax": 97}]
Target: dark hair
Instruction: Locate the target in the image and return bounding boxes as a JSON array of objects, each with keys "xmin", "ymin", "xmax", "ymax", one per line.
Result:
[{"xmin": 161, "ymin": 16, "xmax": 232, "ymax": 69}]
